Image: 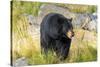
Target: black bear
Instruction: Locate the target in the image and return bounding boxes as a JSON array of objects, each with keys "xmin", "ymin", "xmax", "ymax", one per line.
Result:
[{"xmin": 40, "ymin": 13, "xmax": 74, "ymax": 60}]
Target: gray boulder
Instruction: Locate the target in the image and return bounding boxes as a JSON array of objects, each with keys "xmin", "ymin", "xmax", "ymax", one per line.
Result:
[
  {"xmin": 80, "ymin": 13, "xmax": 97, "ymax": 32},
  {"xmin": 13, "ymin": 57, "xmax": 28, "ymax": 67},
  {"xmin": 39, "ymin": 4, "xmax": 71, "ymax": 18},
  {"xmin": 22, "ymin": 4, "xmax": 97, "ymax": 32}
]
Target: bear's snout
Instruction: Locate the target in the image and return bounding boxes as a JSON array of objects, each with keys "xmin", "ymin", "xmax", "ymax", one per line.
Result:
[
  {"xmin": 71, "ymin": 31, "xmax": 74, "ymax": 37},
  {"xmin": 66, "ymin": 30, "xmax": 74, "ymax": 39}
]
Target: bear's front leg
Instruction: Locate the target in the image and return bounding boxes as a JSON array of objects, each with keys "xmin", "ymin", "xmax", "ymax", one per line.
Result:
[
  {"xmin": 55, "ymin": 39, "xmax": 71, "ymax": 60},
  {"xmin": 60, "ymin": 44, "xmax": 70, "ymax": 60}
]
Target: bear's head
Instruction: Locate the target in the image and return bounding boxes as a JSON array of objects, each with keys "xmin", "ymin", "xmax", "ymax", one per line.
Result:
[{"xmin": 58, "ymin": 18, "xmax": 74, "ymax": 39}]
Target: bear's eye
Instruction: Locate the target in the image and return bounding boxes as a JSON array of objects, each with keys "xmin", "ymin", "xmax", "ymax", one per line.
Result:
[{"xmin": 68, "ymin": 18, "xmax": 72, "ymax": 22}]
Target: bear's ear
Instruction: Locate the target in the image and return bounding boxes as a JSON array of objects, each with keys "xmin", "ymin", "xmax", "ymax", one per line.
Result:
[{"xmin": 68, "ymin": 18, "xmax": 72, "ymax": 22}]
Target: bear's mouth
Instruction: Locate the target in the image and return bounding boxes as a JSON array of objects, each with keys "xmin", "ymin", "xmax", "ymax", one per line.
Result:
[{"xmin": 66, "ymin": 30, "xmax": 74, "ymax": 39}]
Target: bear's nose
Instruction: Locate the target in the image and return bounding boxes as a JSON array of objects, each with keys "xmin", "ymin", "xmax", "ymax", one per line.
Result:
[{"xmin": 72, "ymin": 32, "xmax": 74, "ymax": 37}]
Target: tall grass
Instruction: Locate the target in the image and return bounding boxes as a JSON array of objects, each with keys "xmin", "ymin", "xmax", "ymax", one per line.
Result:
[
  {"xmin": 12, "ymin": 16, "xmax": 40, "ymax": 62},
  {"xmin": 66, "ymin": 29, "xmax": 97, "ymax": 63},
  {"xmin": 56, "ymin": 4, "xmax": 97, "ymax": 13},
  {"xmin": 27, "ymin": 51, "xmax": 61, "ymax": 65}
]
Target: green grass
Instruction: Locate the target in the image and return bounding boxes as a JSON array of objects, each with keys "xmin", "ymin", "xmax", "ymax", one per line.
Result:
[
  {"xmin": 56, "ymin": 3, "xmax": 97, "ymax": 13},
  {"xmin": 27, "ymin": 51, "xmax": 60, "ymax": 65}
]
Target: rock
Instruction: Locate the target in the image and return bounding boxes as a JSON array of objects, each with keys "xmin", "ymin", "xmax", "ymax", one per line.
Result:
[
  {"xmin": 22, "ymin": 5, "xmax": 97, "ymax": 32},
  {"xmin": 39, "ymin": 4, "xmax": 97, "ymax": 32},
  {"xmin": 27, "ymin": 15, "xmax": 35, "ymax": 25},
  {"xmin": 39, "ymin": 4, "xmax": 71, "ymax": 18},
  {"xmin": 87, "ymin": 19, "xmax": 97, "ymax": 31},
  {"xmin": 81, "ymin": 13, "xmax": 97, "ymax": 32},
  {"xmin": 27, "ymin": 15, "xmax": 40, "ymax": 27},
  {"xmin": 13, "ymin": 57, "xmax": 28, "ymax": 67},
  {"xmin": 72, "ymin": 13, "xmax": 91, "ymax": 28},
  {"xmin": 22, "ymin": 14, "xmax": 40, "ymax": 26},
  {"xmin": 72, "ymin": 13, "xmax": 97, "ymax": 32}
]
